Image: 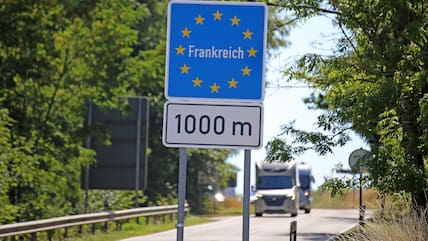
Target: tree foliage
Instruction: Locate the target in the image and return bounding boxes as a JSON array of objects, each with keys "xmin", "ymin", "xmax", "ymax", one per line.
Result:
[
  {"xmin": 267, "ymin": 0, "xmax": 428, "ymax": 210},
  {"xmin": 0, "ymin": 0, "xmax": 150, "ymax": 222}
]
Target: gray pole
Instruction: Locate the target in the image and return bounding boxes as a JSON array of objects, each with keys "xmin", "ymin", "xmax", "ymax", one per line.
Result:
[
  {"xmin": 290, "ymin": 221, "xmax": 297, "ymax": 241},
  {"xmin": 84, "ymin": 102, "xmax": 93, "ymax": 213},
  {"xmin": 359, "ymin": 173, "xmax": 362, "ymax": 211},
  {"xmin": 143, "ymin": 98, "xmax": 149, "ymax": 190},
  {"xmin": 135, "ymin": 98, "xmax": 142, "ymax": 207},
  {"xmin": 242, "ymin": 149, "xmax": 251, "ymax": 241},
  {"xmin": 244, "ymin": 1, "xmax": 255, "ymax": 240},
  {"xmin": 177, "ymin": 148, "xmax": 187, "ymax": 241},
  {"xmin": 359, "ymin": 172, "xmax": 365, "ymax": 227}
]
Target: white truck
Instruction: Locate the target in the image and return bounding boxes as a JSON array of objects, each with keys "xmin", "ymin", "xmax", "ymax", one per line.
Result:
[
  {"xmin": 298, "ymin": 163, "xmax": 314, "ymax": 213},
  {"xmin": 253, "ymin": 160, "xmax": 300, "ymax": 217}
]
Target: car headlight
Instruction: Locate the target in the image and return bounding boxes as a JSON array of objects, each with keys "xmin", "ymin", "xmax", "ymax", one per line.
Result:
[{"xmin": 255, "ymin": 193, "xmax": 263, "ymax": 199}]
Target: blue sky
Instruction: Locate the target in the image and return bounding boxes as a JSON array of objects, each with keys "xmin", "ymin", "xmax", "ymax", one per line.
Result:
[{"xmin": 227, "ymin": 14, "xmax": 369, "ymax": 194}]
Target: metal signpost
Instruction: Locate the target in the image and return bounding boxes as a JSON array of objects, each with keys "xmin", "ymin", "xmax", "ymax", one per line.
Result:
[
  {"xmin": 242, "ymin": 149, "xmax": 251, "ymax": 241},
  {"xmin": 348, "ymin": 148, "xmax": 370, "ymax": 227},
  {"xmin": 164, "ymin": 1, "xmax": 267, "ymax": 241}
]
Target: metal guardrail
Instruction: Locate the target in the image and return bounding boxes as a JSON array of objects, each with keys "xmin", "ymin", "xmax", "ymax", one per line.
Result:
[{"xmin": 0, "ymin": 204, "xmax": 188, "ymax": 238}]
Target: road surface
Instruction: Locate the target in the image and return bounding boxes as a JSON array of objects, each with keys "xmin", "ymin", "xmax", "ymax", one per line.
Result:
[{"xmin": 120, "ymin": 209, "xmax": 364, "ymax": 241}]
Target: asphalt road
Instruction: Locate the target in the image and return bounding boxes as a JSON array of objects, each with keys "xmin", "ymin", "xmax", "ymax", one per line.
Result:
[{"xmin": 120, "ymin": 209, "xmax": 363, "ymax": 241}]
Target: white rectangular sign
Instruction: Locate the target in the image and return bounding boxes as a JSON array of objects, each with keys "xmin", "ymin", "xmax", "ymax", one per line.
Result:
[{"xmin": 163, "ymin": 102, "xmax": 263, "ymax": 149}]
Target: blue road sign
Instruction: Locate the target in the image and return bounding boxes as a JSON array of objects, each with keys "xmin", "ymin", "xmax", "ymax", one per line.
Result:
[{"xmin": 165, "ymin": 0, "xmax": 267, "ymax": 102}]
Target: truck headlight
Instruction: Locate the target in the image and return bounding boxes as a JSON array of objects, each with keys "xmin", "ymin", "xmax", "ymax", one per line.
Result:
[
  {"xmin": 304, "ymin": 191, "xmax": 310, "ymax": 196},
  {"xmin": 255, "ymin": 193, "xmax": 263, "ymax": 199}
]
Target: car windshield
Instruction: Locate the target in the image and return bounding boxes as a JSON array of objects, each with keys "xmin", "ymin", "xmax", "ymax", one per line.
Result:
[
  {"xmin": 299, "ymin": 175, "xmax": 310, "ymax": 189},
  {"xmin": 257, "ymin": 175, "xmax": 293, "ymax": 189}
]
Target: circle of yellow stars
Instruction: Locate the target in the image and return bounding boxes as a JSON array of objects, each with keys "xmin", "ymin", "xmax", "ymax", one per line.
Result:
[{"xmin": 174, "ymin": 10, "xmax": 259, "ymax": 94}]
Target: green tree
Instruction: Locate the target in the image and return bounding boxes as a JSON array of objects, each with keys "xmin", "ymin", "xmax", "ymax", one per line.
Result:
[
  {"xmin": 266, "ymin": 0, "xmax": 427, "ymax": 211},
  {"xmin": 186, "ymin": 149, "xmax": 239, "ymax": 214},
  {"xmin": 0, "ymin": 0, "xmax": 149, "ymax": 222},
  {"xmin": 0, "ymin": 107, "xmax": 24, "ymax": 223}
]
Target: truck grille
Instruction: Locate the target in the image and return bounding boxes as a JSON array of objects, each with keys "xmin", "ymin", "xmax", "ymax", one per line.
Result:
[{"xmin": 264, "ymin": 195, "xmax": 286, "ymax": 206}]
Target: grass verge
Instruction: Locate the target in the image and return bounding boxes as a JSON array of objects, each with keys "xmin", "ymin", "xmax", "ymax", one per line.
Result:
[
  {"xmin": 332, "ymin": 192, "xmax": 427, "ymax": 241},
  {"xmin": 312, "ymin": 189, "xmax": 381, "ymax": 209},
  {"xmin": 334, "ymin": 210, "xmax": 427, "ymax": 241}
]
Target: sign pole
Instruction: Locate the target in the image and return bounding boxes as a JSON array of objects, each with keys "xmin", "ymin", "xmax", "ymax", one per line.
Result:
[
  {"xmin": 135, "ymin": 98, "xmax": 142, "ymax": 207},
  {"xmin": 242, "ymin": 149, "xmax": 251, "ymax": 241},
  {"xmin": 359, "ymin": 172, "xmax": 365, "ymax": 227},
  {"xmin": 84, "ymin": 102, "xmax": 92, "ymax": 213},
  {"xmin": 177, "ymin": 148, "xmax": 187, "ymax": 241}
]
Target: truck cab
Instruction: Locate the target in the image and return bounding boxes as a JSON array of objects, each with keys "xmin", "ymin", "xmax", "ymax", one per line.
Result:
[{"xmin": 298, "ymin": 163, "xmax": 314, "ymax": 213}]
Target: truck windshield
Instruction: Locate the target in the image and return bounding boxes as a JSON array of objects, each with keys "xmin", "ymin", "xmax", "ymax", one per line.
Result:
[{"xmin": 258, "ymin": 176, "xmax": 293, "ymax": 189}]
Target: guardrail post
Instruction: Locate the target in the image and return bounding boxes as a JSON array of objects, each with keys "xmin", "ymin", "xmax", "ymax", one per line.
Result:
[
  {"xmin": 116, "ymin": 220, "xmax": 121, "ymax": 231},
  {"xmin": 289, "ymin": 221, "xmax": 297, "ymax": 241},
  {"xmin": 47, "ymin": 230, "xmax": 53, "ymax": 241},
  {"xmin": 103, "ymin": 221, "xmax": 108, "ymax": 232}
]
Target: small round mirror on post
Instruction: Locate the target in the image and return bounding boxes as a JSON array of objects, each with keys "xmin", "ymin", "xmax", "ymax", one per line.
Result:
[{"xmin": 348, "ymin": 148, "xmax": 369, "ymax": 173}]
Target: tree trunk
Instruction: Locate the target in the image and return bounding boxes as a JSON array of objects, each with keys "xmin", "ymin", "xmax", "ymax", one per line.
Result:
[{"xmin": 400, "ymin": 93, "xmax": 427, "ymax": 211}]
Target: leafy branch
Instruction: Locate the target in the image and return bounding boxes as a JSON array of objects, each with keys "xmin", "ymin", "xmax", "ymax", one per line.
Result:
[{"xmin": 266, "ymin": 1, "xmax": 342, "ymax": 16}]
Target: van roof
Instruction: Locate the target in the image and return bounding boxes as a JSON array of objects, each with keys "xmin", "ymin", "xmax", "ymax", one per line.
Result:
[
  {"xmin": 256, "ymin": 160, "xmax": 296, "ymax": 171},
  {"xmin": 298, "ymin": 163, "xmax": 312, "ymax": 171}
]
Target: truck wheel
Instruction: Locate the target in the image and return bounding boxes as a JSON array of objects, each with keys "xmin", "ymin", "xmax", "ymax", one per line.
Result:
[
  {"xmin": 304, "ymin": 209, "xmax": 311, "ymax": 214},
  {"xmin": 291, "ymin": 212, "xmax": 298, "ymax": 217},
  {"xmin": 255, "ymin": 212, "xmax": 263, "ymax": 217}
]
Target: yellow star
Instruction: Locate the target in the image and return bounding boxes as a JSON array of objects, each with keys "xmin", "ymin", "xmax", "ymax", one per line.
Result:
[
  {"xmin": 213, "ymin": 10, "xmax": 223, "ymax": 20},
  {"xmin": 210, "ymin": 83, "xmax": 220, "ymax": 93},
  {"xmin": 241, "ymin": 66, "xmax": 251, "ymax": 76},
  {"xmin": 175, "ymin": 45, "xmax": 186, "ymax": 55},
  {"xmin": 247, "ymin": 47, "xmax": 257, "ymax": 57},
  {"xmin": 180, "ymin": 64, "xmax": 190, "ymax": 74},
  {"xmin": 228, "ymin": 78, "xmax": 238, "ymax": 88},
  {"xmin": 192, "ymin": 76, "xmax": 202, "ymax": 87},
  {"xmin": 195, "ymin": 14, "xmax": 205, "ymax": 25},
  {"xmin": 230, "ymin": 16, "xmax": 240, "ymax": 26},
  {"xmin": 181, "ymin": 27, "xmax": 191, "ymax": 37},
  {"xmin": 243, "ymin": 29, "xmax": 253, "ymax": 39}
]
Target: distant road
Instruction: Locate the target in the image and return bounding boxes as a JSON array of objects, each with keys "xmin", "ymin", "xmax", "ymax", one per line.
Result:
[{"xmin": 120, "ymin": 209, "xmax": 365, "ymax": 241}]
